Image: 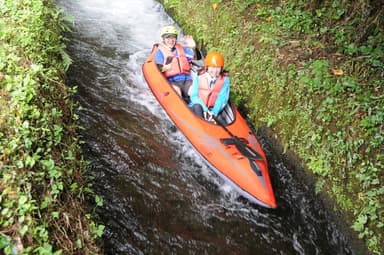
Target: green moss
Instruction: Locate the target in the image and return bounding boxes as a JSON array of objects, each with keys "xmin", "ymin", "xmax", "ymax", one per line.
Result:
[{"xmin": 0, "ymin": 0, "xmax": 102, "ymax": 254}]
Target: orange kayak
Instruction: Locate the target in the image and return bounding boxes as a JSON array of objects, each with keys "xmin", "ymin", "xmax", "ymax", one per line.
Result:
[{"xmin": 142, "ymin": 44, "xmax": 277, "ymax": 208}]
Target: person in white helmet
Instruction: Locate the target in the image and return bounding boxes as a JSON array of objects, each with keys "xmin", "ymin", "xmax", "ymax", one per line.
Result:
[{"xmin": 154, "ymin": 25, "xmax": 196, "ymax": 99}]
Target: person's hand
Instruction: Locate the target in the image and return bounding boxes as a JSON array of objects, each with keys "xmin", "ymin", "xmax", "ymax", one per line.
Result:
[
  {"xmin": 204, "ymin": 110, "xmax": 214, "ymax": 121},
  {"xmin": 162, "ymin": 64, "xmax": 171, "ymax": 72},
  {"xmin": 203, "ymin": 111, "xmax": 208, "ymax": 120},
  {"xmin": 162, "ymin": 56, "xmax": 173, "ymax": 72},
  {"xmin": 183, "ymin": 35, "xmax": 196, "ymax": 49}
]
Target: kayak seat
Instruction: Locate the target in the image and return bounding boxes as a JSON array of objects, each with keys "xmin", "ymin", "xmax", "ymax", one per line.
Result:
[{"xmin": 217, "ymin": 102, "xmax": 235, "ymax": 125}]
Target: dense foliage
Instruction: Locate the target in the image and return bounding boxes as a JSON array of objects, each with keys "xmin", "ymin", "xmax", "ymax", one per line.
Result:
[
  {"xmin": 0, "ymin": 0, "xmax": 103, "ymax": 254},
  {"xmin": 161, "ymin": 0, "xmax": 383, "ymax": 254}
]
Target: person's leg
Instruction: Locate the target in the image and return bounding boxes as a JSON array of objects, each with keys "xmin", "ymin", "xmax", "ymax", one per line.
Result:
[
  {"xmin": 191, "ymin": 104, "xmax": 204, "ymax": 118},
  {"xmin": 183, "ymin": 80, "xmax": 192, "ymax": 97},
  {"xmin": 174, "ymin": 80, "xmax": 190, "ymax": 98},
  {"xmin": 179, "ymin": 80, "xmax": 192, "ymax": 103},
  {"xmin": 171, "ymin": 83, "xmax": 182, "ymax": 96}
]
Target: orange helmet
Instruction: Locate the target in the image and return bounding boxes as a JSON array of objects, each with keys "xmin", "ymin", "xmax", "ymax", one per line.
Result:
[{"xmin": 205, "ymin": 52, "xmax": 224, "ymax": 67}]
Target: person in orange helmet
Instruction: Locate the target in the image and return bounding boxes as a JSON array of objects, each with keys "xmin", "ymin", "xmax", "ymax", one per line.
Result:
[{"xmin": 189, "ymin": 51, "xmax": 230, "ymax": 122}]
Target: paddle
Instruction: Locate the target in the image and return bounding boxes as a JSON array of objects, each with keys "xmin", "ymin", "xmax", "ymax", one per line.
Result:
[
  {"xmin": 213, "ymin": 116, "xmax": 263, "ymax": 161},
  {"xmin": 191, "ymin": 48, "xmax": 205, "ymax": 74}
]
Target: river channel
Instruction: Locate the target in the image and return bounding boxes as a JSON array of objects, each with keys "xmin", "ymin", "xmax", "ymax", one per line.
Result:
[{"xmin": 57, "ymin": 0, "xmax": 362, "ymax": 254}]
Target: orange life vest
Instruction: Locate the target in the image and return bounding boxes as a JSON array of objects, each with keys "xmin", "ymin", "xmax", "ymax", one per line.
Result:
[
  {"xmin": 198, "ymin": 73, "xmax": 226, "ymax": 108},
  {"xmin": 158, "ymin": 43, "xmax": 191, "ymax": 78}
]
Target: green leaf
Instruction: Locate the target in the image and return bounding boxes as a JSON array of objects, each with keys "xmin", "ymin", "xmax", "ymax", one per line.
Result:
[
  {"xmin": 95, "ymin": 195, "xmax": 103, "ymax": 207},
  {"xmin": 19, "ymin": 225, "xmax": 29, "ymax": 236}
]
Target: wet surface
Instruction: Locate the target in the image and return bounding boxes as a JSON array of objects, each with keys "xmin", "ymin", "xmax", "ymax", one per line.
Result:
[{"xmin": 57, "ymin": 0, "xmax": 362, "ymax": 254}]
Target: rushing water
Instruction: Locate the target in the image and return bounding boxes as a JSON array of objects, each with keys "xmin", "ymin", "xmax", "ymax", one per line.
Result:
[{"xmin": 57, "ymin": 0, "xmax": 363, "ymax": 254}]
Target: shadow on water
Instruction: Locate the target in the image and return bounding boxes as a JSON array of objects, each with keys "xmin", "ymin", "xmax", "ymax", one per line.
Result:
[{"xmin": 58, "ymin": 0, "xmax": 367, "ymax": 254}]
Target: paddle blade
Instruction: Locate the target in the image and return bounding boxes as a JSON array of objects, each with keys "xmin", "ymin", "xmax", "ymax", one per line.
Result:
[{"xmin": 220, "ymin": 137, "xmax": 263, "ymax": 161}]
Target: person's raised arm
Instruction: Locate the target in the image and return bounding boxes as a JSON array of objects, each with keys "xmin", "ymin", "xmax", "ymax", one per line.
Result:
[{"xmin": 183, "ymin": 35, "xmax": 196, "ymax": 49}]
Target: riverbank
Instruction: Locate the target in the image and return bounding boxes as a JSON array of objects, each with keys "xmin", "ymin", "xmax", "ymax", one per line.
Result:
[
  {"xmin": 160, "ymin": 1, "xmax": 383, "ymax": 254},
  {"xmin": 0, "ymin": 1, "xmax": 102, "ymax": 253}
]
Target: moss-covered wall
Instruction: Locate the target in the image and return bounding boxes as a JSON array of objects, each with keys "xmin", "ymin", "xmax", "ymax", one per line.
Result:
[
  {"xmin": 0, "ymin": 0, "xmax": 103, "ymax": 253},
  {"xmin": 160, "ymin": 0, "xmax": 384, "ymax": 254}
]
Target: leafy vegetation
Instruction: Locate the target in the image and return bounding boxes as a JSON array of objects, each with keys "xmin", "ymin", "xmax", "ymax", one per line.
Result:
[
  {"xmin": 0, "ymin": 0, "xmax": 103, "ymax": 254},
  {"xmin": 162, "ymin": 0, "xmax": 383, "ymax": 254}
]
